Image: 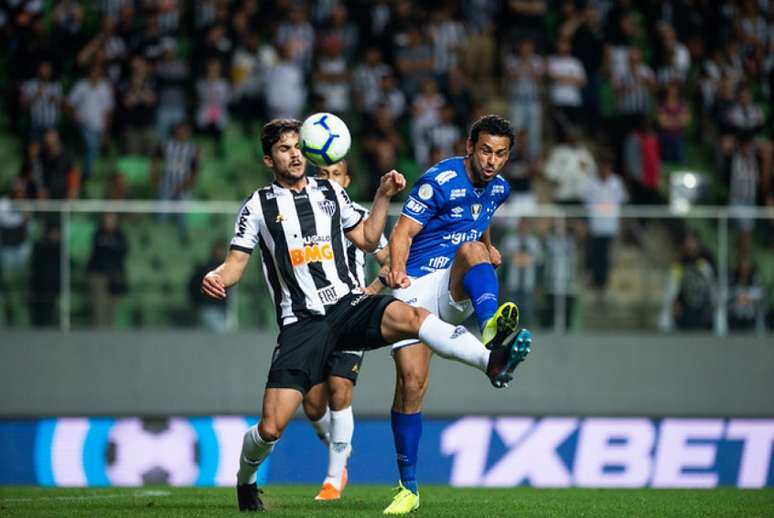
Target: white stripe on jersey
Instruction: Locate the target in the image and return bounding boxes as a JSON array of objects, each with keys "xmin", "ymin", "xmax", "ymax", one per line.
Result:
[{"xmin": 230, "ymin": 177, "xmax": 362, "ymax": 327}]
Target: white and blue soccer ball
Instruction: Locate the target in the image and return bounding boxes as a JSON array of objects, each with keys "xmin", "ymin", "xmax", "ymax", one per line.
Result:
[{"xmin": 300, "ymin": 112, "xmax": 351, "ymax": 166}]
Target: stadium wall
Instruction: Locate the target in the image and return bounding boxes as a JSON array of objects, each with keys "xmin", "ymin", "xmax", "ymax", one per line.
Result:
[{"xmin": 1, "ymin": 331, "xmax": 772, "ymax": 417}]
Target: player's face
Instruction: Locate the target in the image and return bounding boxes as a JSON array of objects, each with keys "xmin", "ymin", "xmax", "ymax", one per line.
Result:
[
  {"xmin": 265, "ymin": 130, "xmax": 306, "ymax": 185},
  {"xmin": 317, "ymin": 162, "xmax": 351, "ymax": 188},
  {"xmin": 467, "ymin": 133, "xmax": 511, "ymax": 184}
]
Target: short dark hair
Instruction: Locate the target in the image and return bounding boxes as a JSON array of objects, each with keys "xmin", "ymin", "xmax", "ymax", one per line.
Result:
[
  {"xmin": 469, "ymin": 114, "xmax": 514, "ymax": 148},
  {"xmin": 261, "ymin": 118, "xmax": 301, "ymax": 155}
]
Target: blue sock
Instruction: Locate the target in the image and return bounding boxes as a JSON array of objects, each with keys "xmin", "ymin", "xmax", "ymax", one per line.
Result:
[
  {"xmin": 462, "ymin": 262, "xmax": 500, "ymax": 331},
  {"xmin": 391, "ymin": 410, "xmax": 422, "ymax": 494}
]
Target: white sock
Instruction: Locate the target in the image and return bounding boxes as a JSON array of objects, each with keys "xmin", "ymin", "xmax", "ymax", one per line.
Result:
[
  {"xmin": 418, "ymin": 314, "xmax": 489, "ymax": 371},
  {"xmin": 323, "ymin": 406, "xmax": 354, "ymax": 490},
  {"xmin": 236, "ymin": 424, "xmax": 277, "ymax": 485},
  {"xmin": 310, "ymin": 407, "xmax": 331, "ymax": 447}
]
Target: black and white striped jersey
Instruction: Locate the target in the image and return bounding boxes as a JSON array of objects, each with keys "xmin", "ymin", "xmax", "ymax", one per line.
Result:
[
  {"xmin": 230, "ymin": 177, "xmax": 364, "ymax": 327},
  {"xmin": 156, "ymin": 139, "xmax": 199, "ymax": 197},
  {"xmin": 348, "ymin": 201, "xmax": 388, "ymax": 288}
]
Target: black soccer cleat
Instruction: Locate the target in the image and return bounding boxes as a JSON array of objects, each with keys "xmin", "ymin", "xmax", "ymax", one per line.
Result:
[
  {"xmin": 486, "ymin": 328, "xmax": 533, "ymax": 388},
  {"xmin": 237, "ymin": 483, "xmax": 265, "ymax": 512}
]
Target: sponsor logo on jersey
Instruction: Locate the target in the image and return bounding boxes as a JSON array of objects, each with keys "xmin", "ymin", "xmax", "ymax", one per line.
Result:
[
  {"xmin": 318, "ymin": 199, "xmax": 337, "ymax": 217},
  {"xmin": 289, "ymin": 243, "xmax": 334, "ymax": 266},
  {"xmin": 450, "ymin": 206, "xmax": 464, "ymax": 218},
  {"xmin": 405, "ymin": 197, "xmax": 427, "ymax": 215},
  {"xmin": 235, "ymin": 206, "xmax": 251, "ymax": 238},
  {"xmin": 443, "ymin": 229, "xmax": 481, "ymax": 245},
  {"xmin": 317, "ymin": 285, "xmax": 339, "ymax": 305},
  {"xmin": 471, "ymin": 203, "xmax": 482, "ymax": 220},
  {"xmin": 350, "ymin": 294, "xmax": 368, "ymax": 306},
  {"xmin": 418, "ymin": 184, "xmax": 434, "ymax": 200},
  {"xmin": 428, "ymin": 256, "xmax": 450, "ymax": 269},
  {"xmin": 435, "ymin": 170, "xmax": 458, "ymax": 185},
  {"xmin": 492, "ymin": 184, "xmax": 505, "ymax": 195},
  {"xmin": 450, "ymin": 188, "xmax": 466, "ymax": 200}
]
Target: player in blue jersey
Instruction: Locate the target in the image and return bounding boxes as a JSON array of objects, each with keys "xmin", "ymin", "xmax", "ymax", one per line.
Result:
[{"xmin": 382, "ymin": 115, "xmax": 533, "ymax": 515}]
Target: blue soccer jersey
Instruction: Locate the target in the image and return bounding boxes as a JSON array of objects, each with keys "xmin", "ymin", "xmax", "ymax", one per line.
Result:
[{"xmin": 400, "ymin": 156, "xmax": 511, "ymax": 277}]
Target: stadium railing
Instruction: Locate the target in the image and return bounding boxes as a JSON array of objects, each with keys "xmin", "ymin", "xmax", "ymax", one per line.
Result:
[{"xmin": 0, "ymin": 199, "xmax": 772, "ymax": 336}]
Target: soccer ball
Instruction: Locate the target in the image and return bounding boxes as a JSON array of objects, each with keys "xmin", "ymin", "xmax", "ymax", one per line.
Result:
[{"xmin": 300, "ymin": 112, "xmax": 351, "ymax": 166}]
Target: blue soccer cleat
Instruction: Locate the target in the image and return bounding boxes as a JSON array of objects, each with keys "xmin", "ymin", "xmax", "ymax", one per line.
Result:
[{"xmin": 486, "ymin": 328, "xmax": 533, "ymax": 388}]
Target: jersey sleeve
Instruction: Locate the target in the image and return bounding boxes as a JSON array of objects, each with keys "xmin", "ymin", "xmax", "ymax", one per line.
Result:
[
  {"xmin": 400, "ymin": 178, "xmax": 446, "ymax": 226},
  {"xmin": 229, "ymin": 194, "xmax": 262, "ymax": 253},
  {"xmin": 331, "ymin": 181, "xmax": 362, "ymax": 231}
]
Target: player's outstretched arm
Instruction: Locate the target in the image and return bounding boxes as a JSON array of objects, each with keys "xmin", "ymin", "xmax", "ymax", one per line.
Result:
[
  {"xmin": 384, "ymin": 216, "xmax": 423, "ymax": 289},
  {"xmin": 346, "ymin": 170, "xmax": 405, "ymax": 252},
  {"xmin": 201, "ymin": 248, "xmax": 250, "ymax": 299}
]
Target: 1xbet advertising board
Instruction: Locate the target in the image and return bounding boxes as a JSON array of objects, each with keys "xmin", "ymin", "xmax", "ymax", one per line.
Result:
[{"xmin": 1, "ymin": 417, "xmax": 773, "ymax": 488}]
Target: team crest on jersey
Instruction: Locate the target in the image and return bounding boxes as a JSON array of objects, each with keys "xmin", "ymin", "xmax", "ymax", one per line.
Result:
[
  {"xmin": 471, "ymin": 203, "xmax": 482, "ymax": 220},
  {"xmin": 418, "ymin": 184, "xmax": 433, "ymax": 200},
  {"xmin": 318, "ymin": 199, "xmax": 337, "ymax": 217},
  {"xmin": 435, "ymin": 170, "xmax": 457, "ymax": 185}
]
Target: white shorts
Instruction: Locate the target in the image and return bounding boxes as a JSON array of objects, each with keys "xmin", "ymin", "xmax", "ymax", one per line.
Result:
[{"xmin": 391, "ymin": 267, "xmax": 473, "ymax": 351}]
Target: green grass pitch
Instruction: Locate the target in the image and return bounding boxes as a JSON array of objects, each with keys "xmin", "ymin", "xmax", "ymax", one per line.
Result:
[{"xmin": 1, "ymin": 486, "xmax": 773, "ymax": 517}]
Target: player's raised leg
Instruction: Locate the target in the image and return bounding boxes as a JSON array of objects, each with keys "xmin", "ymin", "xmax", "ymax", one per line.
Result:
[
  {"xmin": 237, "ymin": 387, "xmax": 303, "ymax": 511},
  {"xmin": 448, "ymin": 240, "xmax": 521, "ymax": 349}
]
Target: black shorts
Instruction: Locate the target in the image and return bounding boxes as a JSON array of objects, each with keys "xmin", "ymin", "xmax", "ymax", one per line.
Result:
[
  {"xmin": 266, "ymin": 293, "xmax": 398, "ymax": 394},
  {"xmin": 326, "ymin": 349, "xmax": 364, "ymax": 385}
]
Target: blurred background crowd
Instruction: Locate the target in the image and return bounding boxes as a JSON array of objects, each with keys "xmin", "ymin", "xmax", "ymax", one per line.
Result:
[{"xmin": 0, "ymin": 0, "xmax": 771, "ymax": 333}]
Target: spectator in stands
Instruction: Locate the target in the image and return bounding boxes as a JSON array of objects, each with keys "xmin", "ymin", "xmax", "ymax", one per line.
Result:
[
  {"xmin": 501, "ymin": 218, "xmax": 542, "ymax": 328},
  {"xmin": 411, "ymin": 77, "xmax": 445, "ymax": 166},
  {"xmin": 504, "ymin": 0, "xmax": 547, "ymax": 45},
  {"xmin": 377, "ymin": 72, "xmax": 407, "ymax": 121},
  {"xmin": 427, "ymin": 5, "xmax": 466, "ymax": 78},
  {"xmin": 727, "ymin": 253, "xmax": 766, "ymax": 332},
  {"xmin": 352, "ymin": 47, "xmax": 391, "ymax": 115},
  {"xmin": 612, "ymin": 48, "xmax": 656, "ymax": 158},
  {"xmin": 20, "ymin": 60, "xmax": 62, "ymax": 141},
  {"xmin": 624, "ymin": 119, "xmax": 663, "ymax": 205},
  {"xmin": 424, "ymin": 104, "xmax": 461, "ymax": 166},
  {"xmin": 188, "ymin": 240, "xmax": 228, "ymax": 332},
  {"xmin": 362, "ymin": 103, "xmax": 404, "ymax": 197},
  {"xmin": 155, "ymin": 38, "xmax": 189, "ymax": 138},
  {"xmin": 395, "ymin": 26, "xmax": 434, "ymax": 98},
  {"xmin": 543, "ymin": 129, "xmax": 596, "ymax": 204},
  {"xmin": 567, "ymin": 4, "xmax": 605, "ymax": 133},
  {"xmin": 656, "ymin": 82, "xmax": 692, "ymax": 163},
  {"xmin": 86, "ymin": 213, "xmax": 128, "ymax": 328},
  {"xmin": 40, "ymin": 129, "xmax": 78, "ymax": 200},
  {"xmin": 51, "ymin": 0, "xmax": 86, "ymax": 72},
  {"xmin": 0, "ymin": 179, "xmax": 31, "ymax": 323},
  {"xmin": 540, "ymin": 218, "xmax": 580, "ymax": 330},
  {"xmin": 547, "ymin": 37, "xmax": 586, "ymax": 141},
  {"xmin": 67, "ymin": 64, "xmax": 114, "ymax": 179},
  {"xmin": 654, "ymin": 24, "xmax": 691, "ymax": 85},
  {"xmin": 502, "ymin": 130, "xmax": 541, "ymax": 209},
  {"xmin": 230, "ymin": 32, "xmax": 268, "ymax": 137},
  {"xmin": 76, "ymin": 15, "xmax": 127, "ymax": 85},
  {"xmin": 18, "ymin": 141, "xmax": 45, "ymax": 199},
  {"xmin": 659, "ymin": 231, "xmax": 716, "ymax": 332},
  {"xmin": 29, "ymin": 223, "xmax": 62, "ymax": 327},
  {"xmin": 195, "ymin": 58, "xmax": 230, "ymax": 158},
  {"xmin": 152, "ymin": 122, "xmax": 199, "ymax": 242},
  {"xmin": 724, "ymin": 133, "xmax": 762, "ymax": 233},
  {"xmin": 131, "ymin": 11, "xmax": 165, "ymax": 64},
  {"xmin": 275, "ymin": 4, "xmax": 315, "ymax": 71},
  {"xmin": 118, "ymin": 55, "xmax": 157, "ymax": 155},
  {"xmin": 583, "ymin": 158, "xmax": 628, "ymax": 302},
  {"xmin": 504, "ymin": 38, "xmax": 544, "ymax": 159},
  {"xmin": 312, "ymin": 34, "xmax": 350, "ymax": 114},
  {"xmin": 196, "ymin": 23, "xmax": 233, "ymax": 76},
  {"xmin": 263, "ymin": 44, "xmax": 306, "ymax": 120},
  {"xmin": 445, "ymin": 66, "xmax": 473, "ymax": 129},
  {"xmin": 725, "ymin": 83, "xmax": 766, "ymax": 138},
  {"xmin": 323, "ymin": 3, "xmax": 358, "ymax": 61}
]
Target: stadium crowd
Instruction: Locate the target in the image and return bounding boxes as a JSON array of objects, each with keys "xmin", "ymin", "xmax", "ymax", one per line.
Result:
[{"xmin": 0, "ymin": 0, "xmax": 772, "ymax": 331}]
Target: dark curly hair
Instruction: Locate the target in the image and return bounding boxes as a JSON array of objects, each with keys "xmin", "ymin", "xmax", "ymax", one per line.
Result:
[
  {"xmin": 261, "ymin": 118, "xmax": 302, "ymax": 156},
  {"xmin": 469, "ymin": 114, "xmax": 514, "ymax": 149}
]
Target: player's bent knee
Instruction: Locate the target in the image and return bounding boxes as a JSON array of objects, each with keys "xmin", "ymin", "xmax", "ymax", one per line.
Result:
[
  {"xmin": 303, "ymin": 399, "xmax": 327, "ymax": 422},
  {"xmin": 382, "ymin": 302, "xmax": 430, "ymax": 341},
  {"xmin": 257, "ymin": 421, "xmax": 283, "ymax": 442},
  {"xmin": 457, "ymin": 240, "xmax": 489, "ymax": 263}
]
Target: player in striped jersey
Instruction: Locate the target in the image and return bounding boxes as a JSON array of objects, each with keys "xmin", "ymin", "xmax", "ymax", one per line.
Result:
[
  {"xmin": 200, "ymin": 119, "xmax": 526, "ymax": 513},
  {"xmin": 303, "ymin": 160, "xmax": 389, "ymax": 501}
]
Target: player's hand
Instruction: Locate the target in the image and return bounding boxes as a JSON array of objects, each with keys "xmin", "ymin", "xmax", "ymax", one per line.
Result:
[
  {"xmin": 377, "ymin": 170, "xmax": 406, "ymax": 198},
  {"xmin": 488, "ymin": 245, "xmax": 502, "ymax": 268},
  {"xmin": 383, "ymin": 270, "xmax": 410, "ymax": 289},
  {"xmin": 201, "ymin": 271, "xmax": 227, "ymax": 299}
]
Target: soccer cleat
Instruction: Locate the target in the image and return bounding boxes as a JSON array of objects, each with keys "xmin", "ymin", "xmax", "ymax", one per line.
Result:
[
  {"xmin": 237, "ymin": 483, "xmax": 265, "ymax": 512},
  {"xmin": 315, "ymin": 483, "xmax": 341, "ymax": 501},
  {"xmin": 482, "ymin": 302, "xmax": 520, "ymax": 350},
  {"xmin": 383, "ymin": 482, "xmax": 420, "ymax": 515},
  {"xmin": 486, "ymin": 328, "xmax": 533, "ymax": 388}
]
